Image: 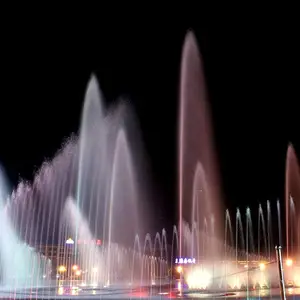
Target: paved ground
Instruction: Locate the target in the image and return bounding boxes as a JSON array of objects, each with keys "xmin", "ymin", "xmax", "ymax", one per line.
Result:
[{"xmin": 0, "ymin": 286, "xmax": 300, "ymax": 299}]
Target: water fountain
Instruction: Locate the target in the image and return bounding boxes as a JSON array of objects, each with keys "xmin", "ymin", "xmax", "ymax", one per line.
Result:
[
  {"xmin": 0, "ymin": 30, "xmax": 299, "ymax": 299},
  {"xmin": 284, "ymin": 143, "xmax": 300, "ymax": 289},
  {"xmin": 0, "ymin": 77, "xmax": 169, "ymax": 297},
  {"xmin": 286, "ymin": 144, "xmax": 300, "ymax": 258},
  {"xmin": 178, "ymin": 32, "xmax": 223, "ymax": 261},
  {"xmin": 0, "ymin": 167, "xmax": 51, "ymax": 290}
]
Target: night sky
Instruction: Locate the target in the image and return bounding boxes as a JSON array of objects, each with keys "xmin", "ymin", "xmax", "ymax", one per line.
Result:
[{"xmin": 0, "ymin": 12, "xmax": 299, "ymax": 228}]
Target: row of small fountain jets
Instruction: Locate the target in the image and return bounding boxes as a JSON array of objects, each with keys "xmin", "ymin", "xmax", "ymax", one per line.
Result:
[
  {"xmin": 0, "ymin": 31, "xmax": 299, "ymax": 292},
  {"xmin": 1, "ymin": 196, "xmax": 299, "ymax": 290}
]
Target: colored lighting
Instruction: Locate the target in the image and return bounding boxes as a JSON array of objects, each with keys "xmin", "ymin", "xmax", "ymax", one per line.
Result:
[
  {"xmin": 72, "ymin": 265, "xmax": 78, "ymax": 271},
  {"xmin": 259, "ymin": 263, "xmax": 266, "ymax": 271},
  {"xmin": 175, "ymin": 257, "xmax": 196, "ymax": 264},
  {"xmin": 58, "ymin": 265, "xmax": 66, "ymax": 272},
  {"xmin": 286, "ymin": 259, "xmax": 293, "ymax": 267},
  {"xmin": 65, "ymin": 238, "xmax": 74, "ymax": 244}
]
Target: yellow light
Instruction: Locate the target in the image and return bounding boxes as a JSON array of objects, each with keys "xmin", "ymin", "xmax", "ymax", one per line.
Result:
[
  {"xmin": 177, "ymin": 266, "xmax": 183, "ymax": 273},
  {"xmin": 286, "ymin": 259, "xmax": 293, "ymax": 267},
  {"xmin": 185, "ymin": 268, "xmax": 211, "ymax": 289},
  {"xmin": 72, "ymin": 265, "xmax": 78, "ymax": 271},
  {"xmin": 75, "ymin": 270, "xmax": 81, "ymax": 276},
  {"xmin": 58, "ymin": 265, "xmax": 66, "ymax": 272},
  {"xmin": 259, "ymin": 263, "xmax": 266, "ymax": 271},
  {"xmin": 58, "ymin": 287, "xmax": 64, "ymax": 295}
]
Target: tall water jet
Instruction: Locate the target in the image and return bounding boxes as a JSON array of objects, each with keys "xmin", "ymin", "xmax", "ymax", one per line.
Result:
[
  {"xmin": 105, "ymin": 128, "xmax": 140, "ymax": 285},
  {"xmin": 76, "ymin": 76, "xmax": 106, "ymax": 259},
  {"xmin": 285, "ymin": 143, "xmax": 300, "ymax": 258},
  {"xmin": 178, "ymin": 31, "xmax": 223, "ymax": 258}
]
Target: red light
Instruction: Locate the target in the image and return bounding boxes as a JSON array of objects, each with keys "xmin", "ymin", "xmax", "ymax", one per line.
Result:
[{"xmin": 97, "ymin": 239, "xmax": 101, "ymax": 245}]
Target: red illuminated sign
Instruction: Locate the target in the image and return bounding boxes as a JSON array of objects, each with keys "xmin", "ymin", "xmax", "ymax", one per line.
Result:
[{"xmin": 77, "ymin": 239, "xmax": 102, "ymax": 246}]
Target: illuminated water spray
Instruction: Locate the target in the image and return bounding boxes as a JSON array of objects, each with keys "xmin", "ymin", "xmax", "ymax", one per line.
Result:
[{"xmin": 178, "ymin": 32, "xmax": 223, "ymax": 258}]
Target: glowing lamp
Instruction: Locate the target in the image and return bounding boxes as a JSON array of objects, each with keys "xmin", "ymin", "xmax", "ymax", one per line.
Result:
[
  {"xmin": 72, "ymin": 265, "xmax": 78, "ymax": 271},
  {"xmin": 66, "ymin": 238, "xmax": 74, "ymax": 244},
  {"xmin": 58, "ymin": 265, "xmax": 66, "ymax": 272},
  {"xmin": 176, "ymin": 266, "xmax": 183, "ymax": 273},
  {"xmin": 75, "ymin": 270, "xmax": 81, "ymax": 276},
  {"xmin": 286, "ymin": 259, "xmax": 293, "ymax": 267},
  {"xmin": 259, "ymin": 263, "xmax": 266, "ymax": 271}
]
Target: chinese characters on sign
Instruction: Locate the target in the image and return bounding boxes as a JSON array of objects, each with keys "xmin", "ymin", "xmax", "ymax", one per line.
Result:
[{"xmin": 175, "ymin": 257, "xmax": 196, "ymax": 264}]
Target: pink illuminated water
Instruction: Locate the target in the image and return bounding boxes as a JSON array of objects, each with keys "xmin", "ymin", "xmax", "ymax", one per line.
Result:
[
  {"xmin": 178, "ymin": 32, "xmax": 223, "ymax": 258},
  {"xmin": 285, "ymin": 144, "xmax": 300, "ymax": 258}
]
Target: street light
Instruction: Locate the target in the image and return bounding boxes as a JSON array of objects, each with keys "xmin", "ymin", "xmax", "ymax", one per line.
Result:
[
  {"xmin": 286, "ymin": 259, "xmax": 293, "ymax": 267},
  {"xmin": 58, "ymin": 265, "xmax": 66, "ymax": 272},
  {"xmin": 259, "ymin": 263, "xmax": 266, "ymax": 271},
  {"xmin": 72, "ymin": 265, "xmax": 78, "ymax": 271},
  {"xmin": 177, "ymin": 266, "xmax": 183, "ymax": 273}
]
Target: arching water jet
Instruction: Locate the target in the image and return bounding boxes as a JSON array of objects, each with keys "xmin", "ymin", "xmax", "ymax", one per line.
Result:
[{"xmin": 178, "ymin": 31, "xmax": 223, "ymax": 259}]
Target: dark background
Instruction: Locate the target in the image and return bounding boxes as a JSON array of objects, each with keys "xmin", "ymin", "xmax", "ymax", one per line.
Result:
[{"xmin": 0, "ymin": 12, "xmax": 299, "ymax": 228}]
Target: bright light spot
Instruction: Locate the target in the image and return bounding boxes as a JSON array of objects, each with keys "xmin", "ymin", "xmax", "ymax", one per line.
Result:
[
  {"xmin": 72, "ymin": 265, "xmax": 78, "ymax": 271},
  {"xmin": 58, "ymin": 287, "xmax": 64, "ymax": 295},
  {"xmin": 259, "ymin": 263, "xmax": 266, "ymax": 271},
  {"xmin": 177, "ymin": 266, "xmax": 183, "ymax": 273},
  {"xmin": 294, "ymin": 273, "xmax": 300, "ymax": 287},
  {"xmin": 92, "ymin": 267, "xmax": 98, "ymax": 273},
  {"xmin": 288, "ymin": 288, "xmax": 293, "ymax": 295},
  {"xmin": 286, "ymin": 259, "xmax": 293, "ymax": 267},
  {"xmin": 75, "ymin": 270, "xmax": 81, "ymax": 276},
  {"xmin": 177, "ymin": 281, "xmax": 182, "ymax": 291},
  {"xmin": 185, "ymin": 268, "xmax": 211, "ymax": 289},
  {"xmin": 42, "ymin": 275, "xmax": 46, "ymax": 279},
  {"xmin": 58, "ymin": 265, "xmax": 66, "ymax": 272},
  {"xmin": 65, "ymin": 238, "xmax": 74, "ymax": 244},
  {"xmin": 151, "ymin": 280, "xmax": 156, "ymax": 285},
  {"xmin": 244, "ymin": 264, "xmax": 248, "ymax": 268},
  {"xmin": 71, "ymin": 287, "xmax": 78, "ymax": 296}
]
